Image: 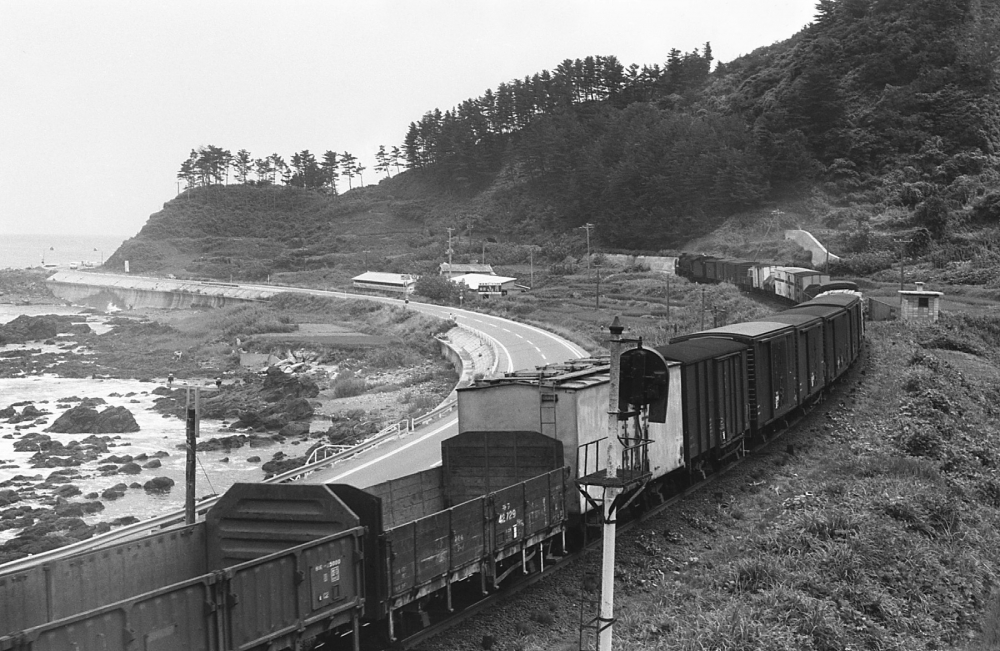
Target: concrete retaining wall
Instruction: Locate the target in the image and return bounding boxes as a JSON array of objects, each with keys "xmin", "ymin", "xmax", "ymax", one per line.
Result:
[
  {"xmin": 784, "ymin": 230, "xmax": 841, "ymax": 268},
  {"xmin": 46, "ymin": 271, "xmax": 276, "ymax": 310}
]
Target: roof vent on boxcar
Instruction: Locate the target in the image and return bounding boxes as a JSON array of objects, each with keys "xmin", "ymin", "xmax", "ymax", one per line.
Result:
[{"xmin": 618, "ymin": 346, "xmax": 669, "ymax": 423}]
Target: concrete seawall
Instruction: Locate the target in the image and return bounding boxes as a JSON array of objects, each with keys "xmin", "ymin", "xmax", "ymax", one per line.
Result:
[{"xmin": 47, "ymin": 271, "xmax": 277, "ymax": 309}]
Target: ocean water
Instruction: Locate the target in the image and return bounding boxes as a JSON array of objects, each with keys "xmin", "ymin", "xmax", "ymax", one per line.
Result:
[
  {"xmin": 0, "ymin": 307, "xmax": 308, "ymax": 537},
  {"xmin": 0, "ymin": 233, "xmax": 128, "ymax": 270}
]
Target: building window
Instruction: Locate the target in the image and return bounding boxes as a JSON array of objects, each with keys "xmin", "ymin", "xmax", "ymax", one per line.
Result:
[{"xmin": 918, "ymin": 297, "xmax": 929, "ymax": 308}]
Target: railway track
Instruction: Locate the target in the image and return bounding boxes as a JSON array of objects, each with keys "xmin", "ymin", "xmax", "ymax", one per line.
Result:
[{"xmin": 396, "ymin": 342, "xmax": 867, "ymax": 650}]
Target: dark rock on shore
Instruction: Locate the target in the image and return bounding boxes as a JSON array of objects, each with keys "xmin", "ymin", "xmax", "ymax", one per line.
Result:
[
  {"xmin": 46, "ymin": 405, "xmax": 140, "ymax": 434},
  {"xmin": 8, "ymin": 404, "xmax": 48, "ymax": 423},
  {"xmin": 191, "ymin": 433, "xmax": 279, "ymax": 452},
  {"xmin": 143, "ymin": 476, "xmax": 175, "ymax": 493},
  {"xmin": 0, "ymin": 314, "xmax": 92, "ymax": 345},
  {"xmin": 153, "ymin": 366, "xmax": 318, "ymax": 433},
  {"xmin": 261, "ymin": 451, "xmax": 306, "ymax": 477},
  {"xmin": 101, "ymin": 484, "xmax": 128, "ymax": 500}
]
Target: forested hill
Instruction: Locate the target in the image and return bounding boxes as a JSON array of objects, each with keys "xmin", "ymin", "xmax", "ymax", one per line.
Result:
[
  {"xmin": 121, "ymin": 0, "xmax": 1000, "ymax": 277},
  {"xmin": 399, "ymin": 0, "xmax": 1000, "ymax": 249}
]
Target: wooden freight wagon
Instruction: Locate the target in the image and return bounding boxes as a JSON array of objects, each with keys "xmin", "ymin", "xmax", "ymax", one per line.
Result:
[
  {"xmin": 2, "ymin": 485, "xmax": 366, "ymax": 651},
  {"xmin": 328, "ymin": 431, "xmax": 568, "ymax": 641}
]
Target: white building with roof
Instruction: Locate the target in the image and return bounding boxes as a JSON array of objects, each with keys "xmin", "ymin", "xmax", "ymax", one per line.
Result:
[
  {"xmin": 352, "ymin": 271, "xmax": 416, "ymax": 294},
  {"xmin": 450, "ymin": 273, "xmax": 524, "ymax": 297}
]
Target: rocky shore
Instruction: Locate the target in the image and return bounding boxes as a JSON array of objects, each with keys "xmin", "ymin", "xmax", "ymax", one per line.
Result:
[{"xmin": 0, "ymin": 304, "xmax": 455, "ymax": 564}]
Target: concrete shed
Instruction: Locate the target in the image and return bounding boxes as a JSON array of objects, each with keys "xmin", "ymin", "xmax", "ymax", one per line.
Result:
[{"xmin": 898, "ymin": 282, "xmax": 943, "ymax": 322}]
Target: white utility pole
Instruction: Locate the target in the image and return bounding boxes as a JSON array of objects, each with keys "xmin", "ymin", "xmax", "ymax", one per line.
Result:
[{"xmin": 599, "ymin": 317, "xmax": 625, "ymax": 651}]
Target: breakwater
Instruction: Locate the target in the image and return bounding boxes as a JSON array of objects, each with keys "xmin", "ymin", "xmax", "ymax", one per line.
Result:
[{"xmin": 46, "ymin": 271, "xmax": 278, "ymax": 309}]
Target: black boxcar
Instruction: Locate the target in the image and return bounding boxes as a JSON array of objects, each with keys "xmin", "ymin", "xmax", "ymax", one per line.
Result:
[
  {"xmin": 655, "ymin": 338, "xmax": 751, "ymax": 464},
  {"xmin": 690, "ymin": 255, "xmax": 712, "ymax": 281},
  {"xmin": 784, "ymin": 294, "xmax": 863, "ymax": 383},
  {"xmin": 755, "ymin": 313, "xmax": 827, "ymax": 403},
  {"xmin": 672, "ymin": 321, "xmax": 799, "ymax": 434},
  {"xmin": 704, "ymin": 258, "xmax": 722, "ymax": 282},
  {"xmin": 726, "ymin": 260, "xmax": 756, "ymax": 289}
]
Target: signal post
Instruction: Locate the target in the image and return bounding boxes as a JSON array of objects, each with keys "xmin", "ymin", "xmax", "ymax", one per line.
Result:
[{"xmin": 576, "ymin": 317, "xmax": 668, "ymax": 651}]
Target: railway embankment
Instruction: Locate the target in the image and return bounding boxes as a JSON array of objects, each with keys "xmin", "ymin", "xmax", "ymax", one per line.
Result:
[{"xmin": 428, "ymin": 317, "xmax": 1000, "ymax": 651}]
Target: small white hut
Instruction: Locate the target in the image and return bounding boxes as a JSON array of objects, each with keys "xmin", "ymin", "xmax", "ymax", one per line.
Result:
[{"xmin": 898, "ymin": 282, "xmax": 943, "ymax": 322}]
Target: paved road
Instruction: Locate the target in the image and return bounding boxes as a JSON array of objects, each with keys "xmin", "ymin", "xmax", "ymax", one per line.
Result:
[
  {"xmin": 249, "ymin": 287, "xmax": 590, "ymax": 487},
  {"xmin": 157, "ymin": 279, "xmax": 590, "ymax": 487},
  {"xmin": 235, "ymin": 282, "xmax": 588, "ymax": 374}
]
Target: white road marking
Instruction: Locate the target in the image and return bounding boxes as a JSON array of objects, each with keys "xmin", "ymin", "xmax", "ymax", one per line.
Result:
[{"xmin": 323, "ymin": 417, "xmax": 457, "ymax": 481}]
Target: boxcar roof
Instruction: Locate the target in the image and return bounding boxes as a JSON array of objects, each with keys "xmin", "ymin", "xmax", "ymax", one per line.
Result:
[
  {"xmin": 655, "ymin": 338, "xmax": 747, "ymax": 364},
  {"xmin": 672, "ymin": 320, "xmax": 794, "ymax": 343},
  {"xmin": 784, "ymin": 304, "xmax": 842, "ymax": 318},
  {"xmin": 773, "ymin": 266, "xmax": 815, "ymax": 274},
  {"xmin": 756, "ymin": 314, "xmax": 824, "ymax": 328},
  {"xmin": 800, "ymin": 293, "xmax": 861, "ymax": 309}
]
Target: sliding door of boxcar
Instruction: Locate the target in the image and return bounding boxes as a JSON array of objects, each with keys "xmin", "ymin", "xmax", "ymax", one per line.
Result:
[
  {"xmin": 802, "ymin": 323, "xmax": 826, "ymax": 399},
  {"xmin": 830, "ymin": 313, "xmax": 851, "ymax": 379},
  {"xmin": 713, "ymin": 351, "xmax": 749, "ymax": 446},
  {"xmin": 681, "ymin": 361, "xmax": 715, "ymax": 463}
]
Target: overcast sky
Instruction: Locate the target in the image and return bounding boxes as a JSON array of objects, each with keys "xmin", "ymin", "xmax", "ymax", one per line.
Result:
[{"xmin": 1, "ymin": 1, "xmax": 818, "ymax": 237}]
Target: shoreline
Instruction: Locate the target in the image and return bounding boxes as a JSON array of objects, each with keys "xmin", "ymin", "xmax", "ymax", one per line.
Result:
[{"xmin": 0, "ymin": 292, "xmax": 460, "ymax": 563}]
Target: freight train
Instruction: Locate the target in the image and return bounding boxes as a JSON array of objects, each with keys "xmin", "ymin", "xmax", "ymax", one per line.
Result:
[
  {"xmin": 676, "ymin": 253, "xmax": 861, "ymax": 304},
  {"xmin": 0, "ymin": 292, "xmax": 864, "ymax": 651}
]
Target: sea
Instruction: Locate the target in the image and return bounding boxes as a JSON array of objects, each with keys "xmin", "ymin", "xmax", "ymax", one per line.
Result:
[
  {"xmin": 0, "ymin": 233, "xmax": 128, "ymax": 270},
  {"xmin": 0, "ymin": 238, "xmax": 311, "ymax": 539}
]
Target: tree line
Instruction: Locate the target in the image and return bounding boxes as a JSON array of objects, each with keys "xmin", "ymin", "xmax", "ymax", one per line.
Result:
[
  {"xmin": 401, "ymin": 48, "xmax": 713, "ymax": 178},
  {"xmin": 400, "ymin": 0, "xmax": 1000, "ymax": 249},
  {"xmin": 177, "ymin": 145, "xmax": 406, "ymax": 192}
]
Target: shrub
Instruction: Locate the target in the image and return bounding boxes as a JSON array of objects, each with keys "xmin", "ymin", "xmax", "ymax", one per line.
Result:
[
  {"xmin": 415, "ymin": 275, "xmax": 460, "ymax": 303},
  {"xmin": 330, "ymin": 371, "xmax": 366, "ymax": 398},
  {"xmin": 903, "ymin": 426, "xmax": 943, "ymax": 458}
]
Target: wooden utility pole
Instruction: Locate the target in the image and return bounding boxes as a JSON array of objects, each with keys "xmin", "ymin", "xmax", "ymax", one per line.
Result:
[
  {"xmin": 446, "ymin": 228, "xmax": 455, "ymax": 278},
  {"xmin": 666, "ymin": 275, "xmax": 671, "ymax": 321},
  {"xmin": 595, "ymin": 265, "xmax": 601, "ymax": 310},
  {"xmin": 184, "ymin": 387, "xmax": 201, "ymax": 525},
  {"xmin": 894, "ymin": 239, "xmax": 912, "ymax": 307},
  {"xmin": 579, "ymin": 223, "xmax": 594, "ymax": 269}
]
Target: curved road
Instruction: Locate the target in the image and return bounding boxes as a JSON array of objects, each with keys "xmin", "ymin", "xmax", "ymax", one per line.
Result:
[
  {"xmin": 231, "ymin": 283, "xmax": 589, "ymax": 487},
  {"xmin": 235, "ymin": 282, "xmax": 588, "ymax": 374},
  {"xmin": 56, "ymin": 274, "xmax": 589, "ymax": 486}
]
